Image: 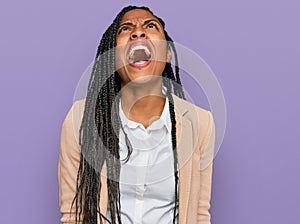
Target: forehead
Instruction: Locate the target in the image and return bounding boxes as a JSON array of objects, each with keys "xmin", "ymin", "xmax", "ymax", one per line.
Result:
[{"xmin": 120, "ymin": 9, "xmax": 157, "ymax": 23}]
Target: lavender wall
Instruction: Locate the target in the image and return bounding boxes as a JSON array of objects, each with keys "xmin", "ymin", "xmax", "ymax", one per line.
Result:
[{"xmin": 0, "ymin": 0, "xmax": 299, "ymax": 223}]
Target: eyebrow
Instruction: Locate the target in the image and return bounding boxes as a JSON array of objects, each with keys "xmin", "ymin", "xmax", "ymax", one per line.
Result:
[
  {"xmin": 118, "ymin": 18, "xmax": 162, "ymax": 29},
  {"xmin": 144, "ymin": 19, "xmax": 161, "ymax": 26}
]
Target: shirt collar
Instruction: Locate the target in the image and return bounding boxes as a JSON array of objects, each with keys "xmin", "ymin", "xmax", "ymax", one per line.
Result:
[{"xmin": 119, "ymin": 86, "xmax": 171, "ymax": 133}]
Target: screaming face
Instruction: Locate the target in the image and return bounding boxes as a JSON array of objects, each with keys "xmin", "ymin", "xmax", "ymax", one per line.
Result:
[{"xmin": 115, "ymin": 9, "xmax": 171, "ymax": 87}]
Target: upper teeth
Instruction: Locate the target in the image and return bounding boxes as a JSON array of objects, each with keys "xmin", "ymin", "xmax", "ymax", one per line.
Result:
[{"xmin": 129, "ymin": 45, "xmax": 151, "ymax": 58}]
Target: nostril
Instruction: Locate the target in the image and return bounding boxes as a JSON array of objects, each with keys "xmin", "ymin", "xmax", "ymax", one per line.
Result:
[
  {"xmin": 140, "ymin": 33, "xmax": 146, "ymax": 38},
  {"xmin": 132, "ymin": 34, "xmax": 138, "ymax": 38}
]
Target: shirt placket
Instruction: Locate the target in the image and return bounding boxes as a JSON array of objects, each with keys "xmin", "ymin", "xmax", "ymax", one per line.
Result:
[{"xmin": 134, "ymin": 150, "xmax": 149, "ymax": 224}]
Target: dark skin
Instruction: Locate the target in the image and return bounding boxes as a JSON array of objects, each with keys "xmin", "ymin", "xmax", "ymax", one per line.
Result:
[{"xmin": 115, "ymin": 9, "xmax": 171, "ymax": 129}]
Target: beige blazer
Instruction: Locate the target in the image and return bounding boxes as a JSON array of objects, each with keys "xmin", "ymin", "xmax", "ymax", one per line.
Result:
[{"xmin": 58, "ymin": 94, "xmax": 215, "ymax": 224}]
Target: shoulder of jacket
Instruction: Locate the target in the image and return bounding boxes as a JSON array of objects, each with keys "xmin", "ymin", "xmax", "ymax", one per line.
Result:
[{"xmin": 62, "ymin": 98, "xmax": 87, "ymax": 144}]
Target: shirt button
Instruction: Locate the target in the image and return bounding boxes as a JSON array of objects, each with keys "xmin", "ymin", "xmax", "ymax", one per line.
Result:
[{"xmin": 137, "ymin": 193, "xmax": 143, "ymax": 200}]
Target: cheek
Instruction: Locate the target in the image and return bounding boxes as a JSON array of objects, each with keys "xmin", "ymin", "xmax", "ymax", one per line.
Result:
[
  {"xmin": 153, "ymin": 41, "xmax": 168, "ymax": 62},
  {"xmin": 115, "ymin": 42, "xmax": 128, "ymax": 71},
  {"xmin": 116, "ymin": 34, "xmax": 128, "ymax": 46},
  {"xmin": 115, "ymin": 48, "xmax": 123, "ymax": 71}
]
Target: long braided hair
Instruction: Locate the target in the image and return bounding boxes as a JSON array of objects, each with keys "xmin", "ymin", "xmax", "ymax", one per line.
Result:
[{"xmin": 71, "ymin": 5, "xmax": 186, "ymax": 224}]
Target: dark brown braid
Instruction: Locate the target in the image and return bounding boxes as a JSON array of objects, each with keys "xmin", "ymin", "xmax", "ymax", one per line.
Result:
[{"xmin": 70, "ymin": 5, "xmax": 186, "ymax": 224}]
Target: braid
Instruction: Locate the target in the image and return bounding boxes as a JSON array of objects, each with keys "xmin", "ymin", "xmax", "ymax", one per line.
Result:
[
  {"xmin": 71, "ymin": 5, "xmax": 186, "ymax": 224},
  {"xmin": 164, "ymin": 31, "xmax": 186, "ymax": 100},
  {"xmin": 166, "ymin": 90, "xmax": 180, "ymax": 223}
]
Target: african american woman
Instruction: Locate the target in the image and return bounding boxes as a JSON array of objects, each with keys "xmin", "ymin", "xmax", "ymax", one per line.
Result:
[{"xmin": 58, "ymin": 5, "xmax": 215, "ymax": 224}]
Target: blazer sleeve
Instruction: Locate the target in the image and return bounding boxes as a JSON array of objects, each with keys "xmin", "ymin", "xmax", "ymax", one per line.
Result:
[
  {"xmin": 197, "ymin": 111, "xmax": 216, "ymax": 224},
  {"xmin": 58, "ymin": 103, "xmax": 82, "ymax": 223}
]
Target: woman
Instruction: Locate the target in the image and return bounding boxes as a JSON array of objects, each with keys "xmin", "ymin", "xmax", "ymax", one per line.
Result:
[{"xmin": 58, "ymin": 5, "xmax": 215, "ymax": 224}]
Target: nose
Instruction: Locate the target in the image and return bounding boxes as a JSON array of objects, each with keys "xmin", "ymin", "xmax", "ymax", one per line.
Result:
[{"xmin": 130, "ymin": 27, "xmax": 146, "ymax": 40}]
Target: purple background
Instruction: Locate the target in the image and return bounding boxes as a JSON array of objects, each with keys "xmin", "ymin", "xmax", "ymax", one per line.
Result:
[{"xmin": 0, "ymin": 0, "xmax": 299, "ymax": 223}]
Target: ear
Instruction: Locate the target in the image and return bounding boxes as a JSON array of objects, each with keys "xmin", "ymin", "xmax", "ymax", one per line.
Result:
[{"xmin": 167, "ymin": 46, "xmax": 172, "ymax": 63}]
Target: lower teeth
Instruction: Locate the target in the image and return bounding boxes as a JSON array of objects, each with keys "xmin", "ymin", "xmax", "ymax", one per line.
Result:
[{"xmin": 134, "ymin": 60, "xmax": 147, "ymax": 65}]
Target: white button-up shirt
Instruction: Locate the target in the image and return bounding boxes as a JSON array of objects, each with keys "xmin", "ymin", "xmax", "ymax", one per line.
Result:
[{"xmin": 106, "ymin": 92, "xmax": 178, "ymax": 224}]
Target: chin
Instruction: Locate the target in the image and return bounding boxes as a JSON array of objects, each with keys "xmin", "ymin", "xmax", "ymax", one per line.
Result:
[
  {"xmin": 123, "ymin": 74, "xmax": 161, "ymax": 89},
  {"xmin": 130, "ymin": 75, "xmax": 157, "ymax": 85}
]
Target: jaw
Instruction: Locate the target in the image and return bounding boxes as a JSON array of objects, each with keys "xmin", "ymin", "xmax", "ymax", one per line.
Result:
[{"xmin": 119, "ymin": 74, "xmax": 164, "ymax": 98}]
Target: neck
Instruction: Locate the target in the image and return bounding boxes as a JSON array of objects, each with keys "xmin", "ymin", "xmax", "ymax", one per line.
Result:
[{"xmin": 120, "ymin": 78, "xmax": 166, "ymax": 126}]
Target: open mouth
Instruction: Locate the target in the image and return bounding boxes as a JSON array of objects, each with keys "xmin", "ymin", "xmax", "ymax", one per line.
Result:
[{"xmin": 127, "ymin": 41, "xmax": 152, "ymax": 68}]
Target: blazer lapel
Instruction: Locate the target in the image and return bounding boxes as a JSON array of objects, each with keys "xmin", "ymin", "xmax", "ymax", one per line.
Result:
[{"xmin": 173, "ymin": 95, "xmax": 193, "ymax": 224}]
